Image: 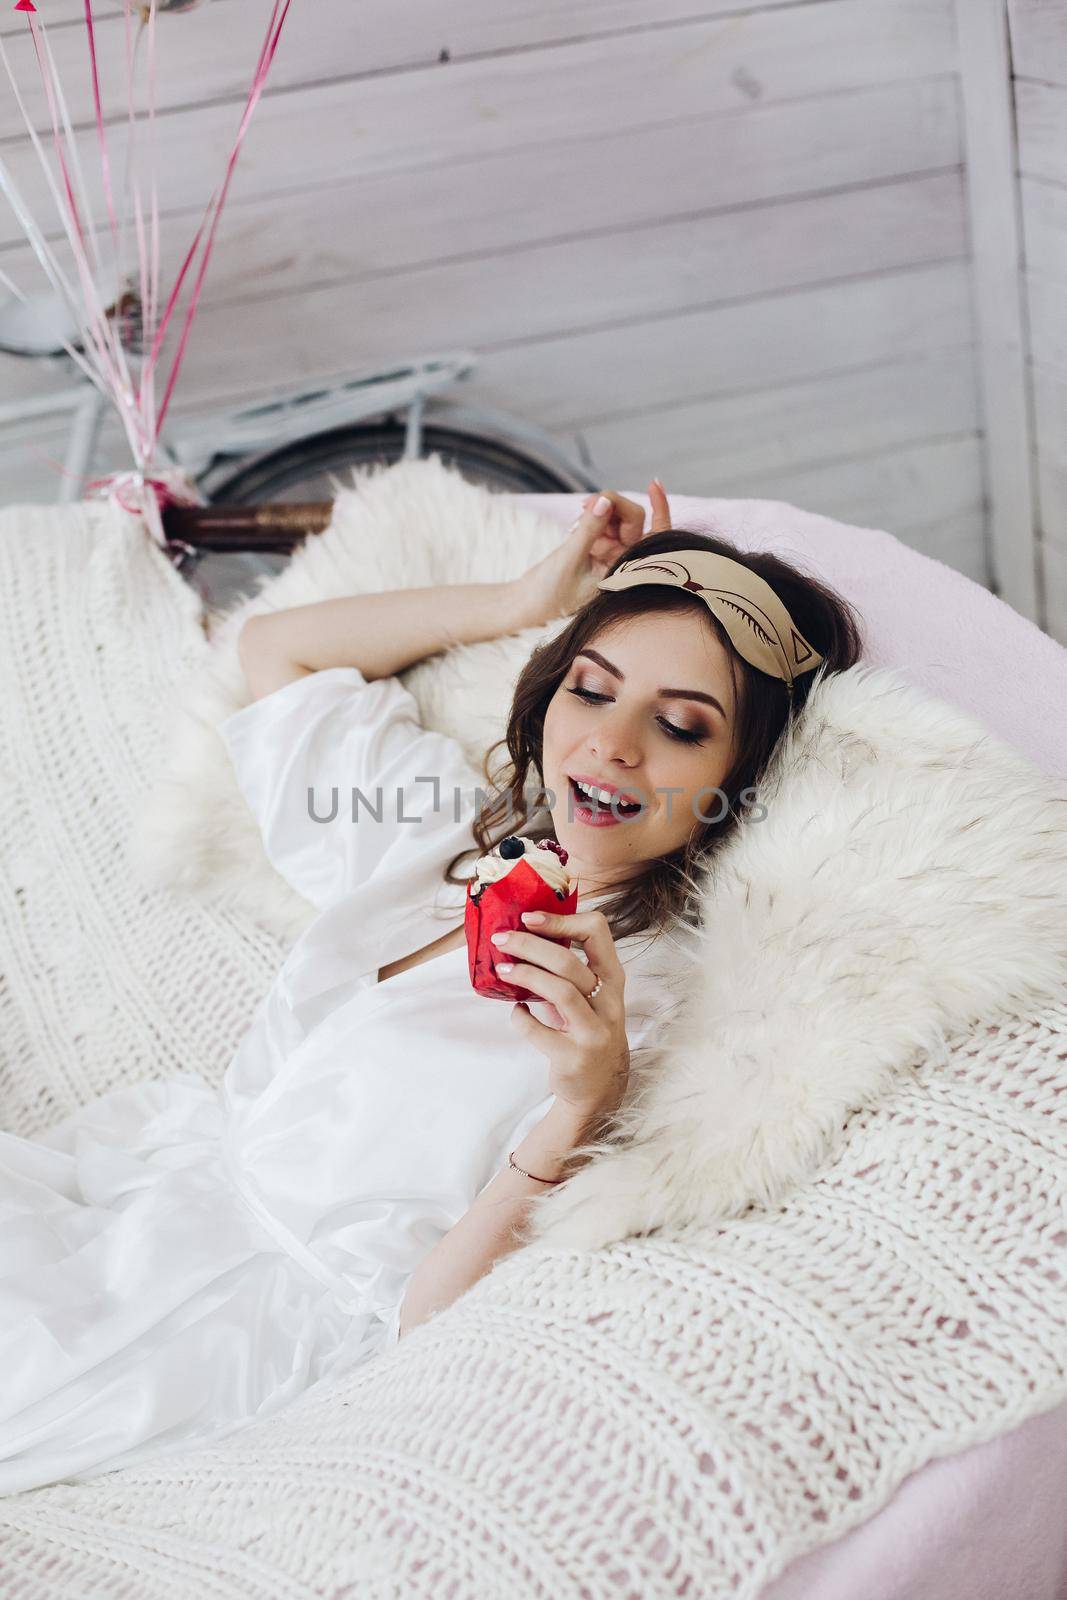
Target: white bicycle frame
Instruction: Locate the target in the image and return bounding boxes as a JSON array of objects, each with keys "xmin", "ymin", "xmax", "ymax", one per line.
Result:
[{"xmin": 1, "ymin": 322, "xmax": 596, "ymax": 502}]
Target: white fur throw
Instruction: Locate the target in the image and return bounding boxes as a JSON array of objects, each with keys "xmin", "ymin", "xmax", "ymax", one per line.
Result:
[
  {"xmin": 132, "ymin": 455, "xmax": 1067, "ymax": 1241},
  {"xmin": 2, "ymin": 477, "xmax": 1066, "ymax": 1597},
  {"xmin": 530, "ymin": 664, "xmax": 1067, "ymax": 1246}
]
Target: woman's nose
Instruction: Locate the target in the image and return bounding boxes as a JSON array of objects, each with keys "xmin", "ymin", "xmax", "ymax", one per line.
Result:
[{"xmin": 588, "ymin": 714, "xmax": 642, "ymax": 769}]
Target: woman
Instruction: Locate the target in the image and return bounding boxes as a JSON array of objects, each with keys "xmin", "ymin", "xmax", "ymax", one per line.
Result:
[{"xmin": 0, "ymin": 483, "xmax": 862, "ymax": 1493}]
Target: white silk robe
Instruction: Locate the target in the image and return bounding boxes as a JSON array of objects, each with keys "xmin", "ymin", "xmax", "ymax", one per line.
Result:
[{"xmin": 0, "ymin": 666, "xmax": 666, "ymax": 1493}]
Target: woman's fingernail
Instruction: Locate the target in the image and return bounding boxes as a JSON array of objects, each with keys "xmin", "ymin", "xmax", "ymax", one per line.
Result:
[
  {"xmin": 652, "ymin": 477, "xmax": 664, "ymax": 490},
  {"xmin": 522, "ymin": 910, "xmax": 545, "ymax": 925},
  {"xmin": 496, "ymin": 962, "xmax": 515, "ymax": 975},
  {"xmin": 490, "ymin": 931, "xmax": 510, "ymax": 945},
  {"xmin": 593, "ymin": 495, "xmax": 611, "ymax": 515}
]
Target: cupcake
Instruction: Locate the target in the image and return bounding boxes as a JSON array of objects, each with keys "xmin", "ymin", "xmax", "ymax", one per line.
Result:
[{"xmin": 465, "ymin": 836, "xmax": 579, "ymax": 1000}]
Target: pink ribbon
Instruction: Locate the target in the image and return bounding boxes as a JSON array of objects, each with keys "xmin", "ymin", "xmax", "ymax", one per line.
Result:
[{"xmin": 83, "ymin": 467, "xmax": 203, "ymax": 566}]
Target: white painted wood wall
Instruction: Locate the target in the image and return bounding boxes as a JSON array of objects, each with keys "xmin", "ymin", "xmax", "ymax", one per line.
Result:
[
  {"xmin": 0, "ymin": 0, "xmax": 1059, "ymax": 634},
  {"xmin": 1011, "ymin": 0, "xmax": 1067, "ymax": 644}
]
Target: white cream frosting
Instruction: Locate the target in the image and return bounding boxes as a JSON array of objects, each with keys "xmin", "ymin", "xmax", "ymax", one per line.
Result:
[{"xmin": 473, "ymin": 840, "xmax": 574, "ymax": 897}]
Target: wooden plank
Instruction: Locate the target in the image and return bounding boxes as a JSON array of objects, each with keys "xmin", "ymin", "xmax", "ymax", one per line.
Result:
[
  {"xmin": 955, "ymin": 0, "xmax": 1038, "ymax": 618},
  {"xmin": 1015, "ymin": 80, "xmax": 1067, "ymax": 184},
  {"xmin": 894, "ymin": 509, "xmax": 990, "ymax": 582},
  {"xmin": 734, "ymin": 435, "xmax": 982, "ymax": 530},
  {"xmin": 1019, "ymin": 174, "xmax": 1067, "ymax": 282},
  {"xmin": 715, "ymin": 435, "xmax": 986, "ymax": 551},
  {"xmin": 117, "ymin": 173, "xmax": 970, "ymax": 412},
  {"xmin": 1014, "ymin": 19, "xmax": 1067, "ymax": 632},
  {"xmin": 1024, "ymin": 273, "xmax": 1067, "ymax": 371},
  {"xmin": 580, "ymin": 450, "xmax": 990, "ymax": 576},
  {"xmin": 578, "ymin": 349, "xmax": 978, "ymax": 484},
  {"xmin": 0, "ymin": 1, "xmax": 957, "ymax": 151},
  {"xmin": 0, "ymin": 73, "xmax": 961, "ymax": 260},
  {"xmin": 1031, "ymin": 363, "xmax": 1067, "ymax": 467},
  {"xmin": 0, "ymin": 264, "xmax": 974, "ymax": 502},
  {"xmin": 0, "ymin": 0, "xmax": 917, "ymax": 44},
  {"xmin": 1040, "ymin": 538, "xmax": 1067, "ymax": 645},
  {"xmin": 0, "ymin": 170, "xmax": 966, "ymax": 413},
  {"xmin": 580, "ymin": 423, "xmax": 987, "ymax": 577},
  {"xmin": 1031, "ymin": 364, "xmax": 1067, "ymax": 557},
  {"xmin": 1034, "ymin": 444, "xmax": 1067, "ymax": 547},
  {"xmin": 0, "ymin": 259, "xmax": 975, "ymax": 462},
  {"xmin": 1008, "ymin": 0, "xmax": 1067, "ymax": 87},
  {"xmin": 476, "ymin": 262, "xmax": 974, "ymax": 428},
  {"xmin": 0, "ymin": 116, "xmax": 965, "ymax": 332}
]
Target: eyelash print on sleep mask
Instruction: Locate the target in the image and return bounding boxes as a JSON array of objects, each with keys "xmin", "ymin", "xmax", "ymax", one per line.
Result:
[{"xmin": 595, "ymin": 549, "xmax": 824, "ymax": 699}]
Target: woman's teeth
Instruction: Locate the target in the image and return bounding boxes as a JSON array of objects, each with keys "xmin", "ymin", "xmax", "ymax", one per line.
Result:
[{"xmin": 570, "ymin": 777, "xmax": 639, "ymax": 814}]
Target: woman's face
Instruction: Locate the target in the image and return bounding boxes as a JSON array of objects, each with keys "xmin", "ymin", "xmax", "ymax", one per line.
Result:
[{"xmin": 540, "ymin": 609, "xmax": 740, "ymax": 897}]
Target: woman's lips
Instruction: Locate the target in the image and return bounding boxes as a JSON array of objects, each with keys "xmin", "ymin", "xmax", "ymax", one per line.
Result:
[{"xmin": 567, "ymin": 775, "xmax": 642, "ymax": 827}]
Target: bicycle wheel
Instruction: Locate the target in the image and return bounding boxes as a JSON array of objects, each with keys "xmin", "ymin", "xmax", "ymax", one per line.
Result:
[
  {"xmin": 199, "ymin": 419, "xmax": 588, "ymax": 502},
  {"xmin": 187, "ymin": 419, "xmax": 591, "ymax": 616}
]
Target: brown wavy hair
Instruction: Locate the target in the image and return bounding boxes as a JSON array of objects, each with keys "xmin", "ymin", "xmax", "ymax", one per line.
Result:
[{"xmin": 445, "ymin": 529, "xmax": 864, "ymax": 942}]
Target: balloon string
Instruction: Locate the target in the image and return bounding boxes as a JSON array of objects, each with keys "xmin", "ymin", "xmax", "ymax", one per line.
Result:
[
  {"xmin": 24, "ymin": 440, "xmax": 95, "ymax": 486},
  {"xmin": 29, "ymin": 28, "xmax": 133, "ymax": 437},
  {"xmin": 6, "ymin": 0, "xmax": 293, "ymax": 475},
  {"xmin": 137, "ymin": 0, "xmax": 282, "ymax": 396},
  {"xmin": 82, "ymin": 0, "xmax": 123, "ymax": 271},
  {"xmin": 15, "ymin": 7, "xmax": 146, "ymax": 464},
  {"xmin": 144, "ymin": 0, "xmax": 161, "ymax": 424},
  {"xmin": 143, "ymin": 0, "xmax": 292, "ymax": 451},
  {"xmin": 118, "ymin": 0, "xmax": 155, "ymax": 430},
  {"xmin": 0, "ymin": 37, "xmax": 91, "ymax": 346},
  {"xmin": 25, "ymin": 15, "xmax": 86, "ymax": 259},
  {"xmin": 41, "ymin": 17, "xmax": 103, "ymax": 282}
]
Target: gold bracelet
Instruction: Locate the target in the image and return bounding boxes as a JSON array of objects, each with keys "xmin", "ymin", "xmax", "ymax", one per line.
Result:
[{"xmin": 508, "ymin": 1148, "xmax": 564, "ymax": 1185}]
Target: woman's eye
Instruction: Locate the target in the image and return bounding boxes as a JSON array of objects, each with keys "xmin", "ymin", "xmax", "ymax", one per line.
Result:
[
  {"xmin": 565, "ymin": 685, "xmax": 705, "ymax": 745},
  {"xmin": 658, "ymin": 718, "xmax": 705, "ymax": 745}
]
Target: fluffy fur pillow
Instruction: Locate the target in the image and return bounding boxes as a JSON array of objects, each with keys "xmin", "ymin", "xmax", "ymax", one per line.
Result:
[
  {"xmin": 527, "ymin": 664, "xmax": 1067, "ymax": 1245},
  {"xmin": 129, "ymin": 455, "xmax": 568, "ymax": 941},
  {"xmin": 133, "ymin": 455, "xmax": 1067, "ymax": 1234}
]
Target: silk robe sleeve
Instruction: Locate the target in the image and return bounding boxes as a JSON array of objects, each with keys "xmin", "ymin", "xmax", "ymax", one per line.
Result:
[{"xmin": 220, "ymin": 664, "xmax": 487, "ymax": 912}]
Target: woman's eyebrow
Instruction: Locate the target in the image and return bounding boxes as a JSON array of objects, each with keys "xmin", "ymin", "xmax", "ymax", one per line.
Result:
[{"xmin": 574, "ymin": 648, "xmax": 726, "ymax": 718}]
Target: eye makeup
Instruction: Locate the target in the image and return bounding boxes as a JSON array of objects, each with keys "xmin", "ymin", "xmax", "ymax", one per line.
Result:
[{"xmin": 564, "ymin": 679, "xmax": 709, "ymax": 746}]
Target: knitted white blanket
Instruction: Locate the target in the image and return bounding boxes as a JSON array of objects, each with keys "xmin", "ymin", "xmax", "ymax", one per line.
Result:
[
  {"xmin": 0, "ymin": 501, "xmax": 290, "ymax": 1139},
  {"xmin": 0, "ymin": 493, "xmax": 1065, "ymax": 1599}
]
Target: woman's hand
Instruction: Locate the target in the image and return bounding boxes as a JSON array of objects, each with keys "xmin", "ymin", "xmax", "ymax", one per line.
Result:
[
  {"xmin": 493, "ymin": 907, "xmax": 630, "ymax": 1116},
  {"xmin": 508, "ymin": 480, "xmax": 673, "ymax": 630},
  {"xmin": 397, "ymin": 906, "xmax": 630, "ymax": 1337}
]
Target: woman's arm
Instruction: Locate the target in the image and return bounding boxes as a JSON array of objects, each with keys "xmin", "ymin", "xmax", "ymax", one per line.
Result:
[
  {"xmin": 236, "ymin": 482, "xmax": 672, "ymax": 701},
  {"xmin": 397, "ymin": 1095, "xmax": 615, "ymax": 1339},
  {"xmin": 398, "ymin": 903, "xmax": 632, "ymax": 1339},
  {"xmin": 237, "ymin": 579, "xmax": 536, "ymax": 701}
]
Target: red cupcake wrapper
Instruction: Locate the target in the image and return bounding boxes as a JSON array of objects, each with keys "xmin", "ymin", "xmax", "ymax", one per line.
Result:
[{"xmin": 465, "ymin": 856, "xmax": 580, "ymax": 1001}]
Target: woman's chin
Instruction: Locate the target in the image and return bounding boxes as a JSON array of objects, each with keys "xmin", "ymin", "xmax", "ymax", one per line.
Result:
[{"xmin": 551, "ymin": 809, "xmax": 644, "ymax": 855}]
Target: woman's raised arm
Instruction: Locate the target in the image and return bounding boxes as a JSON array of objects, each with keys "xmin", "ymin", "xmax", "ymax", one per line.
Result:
[
  {"xmin": 236, "ymin": 482, "xmax": 670, "ymax": 701},
  {"xmin": 237, "ymin": 578, "xmax": 535, "ymax": 700}
]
